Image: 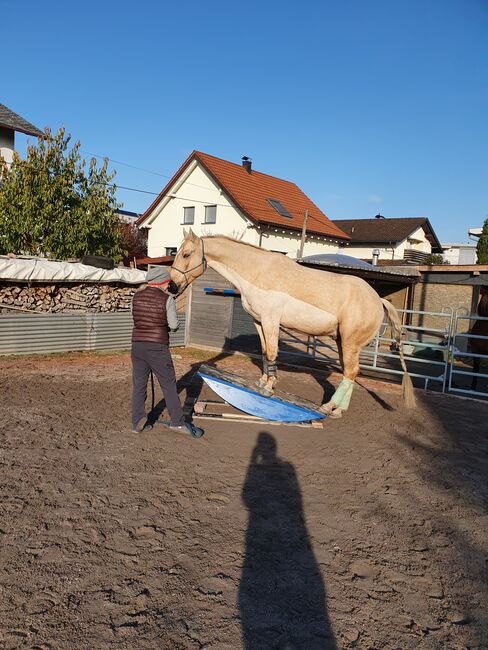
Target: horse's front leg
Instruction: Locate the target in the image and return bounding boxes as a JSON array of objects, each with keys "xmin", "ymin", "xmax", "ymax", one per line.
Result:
[
  {"xmin": 258, "ymin": 317, "xmax": 280, "ymax": 395},
  {"xmin": 253, "ymin": 321, "xmax": 269, "ymax": 388}
]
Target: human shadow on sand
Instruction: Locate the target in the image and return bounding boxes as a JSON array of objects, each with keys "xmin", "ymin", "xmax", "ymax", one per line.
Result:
[{"xmin": 238, "ymin": 432, "xmax": 337, "ymax": 650}]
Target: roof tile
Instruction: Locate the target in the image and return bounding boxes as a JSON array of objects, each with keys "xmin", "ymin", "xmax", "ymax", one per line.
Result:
[{"xmin": 139, "ymin": 151, "xmax": 349, "ymax": 240}]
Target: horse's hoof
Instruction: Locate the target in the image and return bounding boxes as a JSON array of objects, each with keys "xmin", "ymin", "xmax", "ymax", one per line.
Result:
[
  {"xmin": 254, "ymin": 382, "xmax": 273, "ymax": 397},
  {"xmin": 328, "ymin": 408, "xmax": 343, "ymax": 419},
  {"xmin": 319, "ymin": 403, "xmax": 334, "ymax": 415},
  {"xmin": 319, "ymin": 403, "xmax": 342, "ymax": 418}
]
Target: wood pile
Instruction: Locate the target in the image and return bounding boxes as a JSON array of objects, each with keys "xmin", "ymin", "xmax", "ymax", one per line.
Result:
[{"xmin": 0, "ymin": 283, "xmax": 140, "ymax": 314}]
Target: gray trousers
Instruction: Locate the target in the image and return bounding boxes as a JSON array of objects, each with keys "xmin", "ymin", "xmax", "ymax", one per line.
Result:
[{"xmin": 131, "ymin": 341, "xmax": 185, "ymax": 428}]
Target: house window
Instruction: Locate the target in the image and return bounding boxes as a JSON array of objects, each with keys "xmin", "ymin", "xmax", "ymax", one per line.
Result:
[
  {"xmin": 183, "ymin": 206, "xmax": 195, "ymax": 224},
  {"xmin": 165, "ymin": 247, "xmax": 177, "ymax": 257},
  {"xmin": 204, "ymin": 205, "xmax": 217, "ymax": 224}
]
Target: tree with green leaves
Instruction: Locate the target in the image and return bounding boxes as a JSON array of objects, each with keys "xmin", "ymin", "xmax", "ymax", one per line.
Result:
[
  {"xmin": 477, "ymin": 218, "xmax": 488, "ymax": 264},
  {"xmin": 0, "ymin": 128, "xmax": 124, "ymax": 261},
  {"xmin": 426, "ymin": 253, "xmax": 449, "ymax": 265}
]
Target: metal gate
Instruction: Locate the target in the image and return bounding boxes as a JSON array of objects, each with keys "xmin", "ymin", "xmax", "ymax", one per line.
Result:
[
  {"xmin": 279, "ymin": 307, "xmax": 488, "ymax": 399},
  {"xmin": 448, "ymin": 312, "xmax": 488, "ymax": 398}
]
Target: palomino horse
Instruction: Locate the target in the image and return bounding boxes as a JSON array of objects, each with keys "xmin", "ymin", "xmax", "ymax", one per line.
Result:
[
  {"xmin": 170, "ymin": 230, "xmax": 415, "ymax": 417},
  {"xmin": 469, "ymin": 287, "xmax": 488, "ymax": 391}
]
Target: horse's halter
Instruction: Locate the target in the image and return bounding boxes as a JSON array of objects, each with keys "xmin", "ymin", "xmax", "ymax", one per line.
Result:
[{"xmin": 171, "ymin": 238, "xmax": 207, "ymax": 292}]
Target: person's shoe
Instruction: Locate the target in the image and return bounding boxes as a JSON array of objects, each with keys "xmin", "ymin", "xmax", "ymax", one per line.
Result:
[
  {"xmin": 132, "ymin": 416, "xmax": 150, "ymax": 434},
  {"xmin": 169, "ymin": 421, "xmax": 205, "ymax": 439}
]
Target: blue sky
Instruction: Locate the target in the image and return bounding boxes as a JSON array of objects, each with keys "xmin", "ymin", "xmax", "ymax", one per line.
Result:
[{"xmin": 3, "ymin": 0, "xmax": 487, "ymax": 243}]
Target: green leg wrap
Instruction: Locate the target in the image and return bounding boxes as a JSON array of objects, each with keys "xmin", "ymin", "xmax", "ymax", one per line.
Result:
[{"xmin": 331, "ymin": 379, "xmax": 355, "ymax": 411}]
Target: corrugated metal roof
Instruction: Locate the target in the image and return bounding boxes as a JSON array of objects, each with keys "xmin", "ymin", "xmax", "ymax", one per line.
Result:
[
  {"xmin": 298, "ymin": 257, "xmax": 419, "ymax": 280},
  {"xmin": 302, "ymin": 253, "xmax": 376, "ymax": 269}
]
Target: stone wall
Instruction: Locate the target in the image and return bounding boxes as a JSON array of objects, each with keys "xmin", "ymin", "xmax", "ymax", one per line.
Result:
[{"xmin": 411, "ymin": 282, "xmax": 476, "ymax": 338}]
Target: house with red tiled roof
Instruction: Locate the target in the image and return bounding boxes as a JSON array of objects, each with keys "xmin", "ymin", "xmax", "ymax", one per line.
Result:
[{"xmin": 137, "ymin": 151, "xmax": 349, "ymax": 258}]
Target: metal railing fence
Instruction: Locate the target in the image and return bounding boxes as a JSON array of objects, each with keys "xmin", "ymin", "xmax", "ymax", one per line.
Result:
[{"xmin": 279, "ymin": 307, "xmax": 488, "ymax": 399}]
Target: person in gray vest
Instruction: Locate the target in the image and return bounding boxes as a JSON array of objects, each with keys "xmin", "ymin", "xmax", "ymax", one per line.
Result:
[{"xmin": 131, "ymin": 266, "xmax": 204, "ymax": 438}]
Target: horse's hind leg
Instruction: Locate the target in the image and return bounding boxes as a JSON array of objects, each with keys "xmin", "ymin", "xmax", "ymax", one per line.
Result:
[{"xmin": 321, "ymin": 340, "xmax": 360, "ymax": 418}]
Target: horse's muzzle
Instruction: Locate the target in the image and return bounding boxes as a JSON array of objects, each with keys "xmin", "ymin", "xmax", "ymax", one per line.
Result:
[{"xmin": 167, "ymin": 280, "xmax": 180, "ymax": 295}]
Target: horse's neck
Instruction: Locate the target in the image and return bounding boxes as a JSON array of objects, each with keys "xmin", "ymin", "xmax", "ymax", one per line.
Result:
[{"xmin": 204, "ymin": 238, "xmax": 253, "ymax": 292}]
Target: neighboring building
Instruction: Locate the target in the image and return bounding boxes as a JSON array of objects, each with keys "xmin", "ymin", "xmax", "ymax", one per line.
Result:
[
  {"xmin": 137, "ymin": 151, "xmax": 350, "ymax": 258},
  {"xmin": 0, "ymin": 102, "xmax": 43, "ymax": 165},
  {"xmin": 441, "ymin": 242, "xmax": 478, "ymax": 265},
  {"xmin": 116, "ymin": 208, "xmax": 140, "ymax": 224},
  {"xmin": 333, "ymin": 214, "xmax": 442, "ymax": 263},
  {"xmin": 468, "ymin": 227, "xmax": 482, "ymax": 239}
]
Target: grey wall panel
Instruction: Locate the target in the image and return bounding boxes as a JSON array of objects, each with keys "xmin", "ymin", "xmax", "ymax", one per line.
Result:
[
  {"xmin": 0, "ymin": 313, "xmax": 88, "ymax": 355},
  {"xmin": 229, "ymin": 298, "xmax": 260, "ymax": 352},
  {"xmin": 0, "ymin": 311, "xmax": 187, "ymax": 355},
  {"xmin": 188, "ymin": 269, "xmax": 234, "ymax": 349}
]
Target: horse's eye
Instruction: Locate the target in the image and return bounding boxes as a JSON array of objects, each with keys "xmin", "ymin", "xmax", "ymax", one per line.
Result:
[{"xmin": 183, "ymin": 253, "xmax": 190, "ymax": 259}]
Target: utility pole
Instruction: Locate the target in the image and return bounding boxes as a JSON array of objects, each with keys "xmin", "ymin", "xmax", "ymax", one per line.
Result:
[{"xmin": 298, "ymin": 210, "xmax": 308, "ymax": 260}]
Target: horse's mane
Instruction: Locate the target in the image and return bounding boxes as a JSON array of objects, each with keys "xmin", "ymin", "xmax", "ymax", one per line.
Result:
[{"xmin": 202, "ymin": 234, "xmax": 272, "ymax": 253}]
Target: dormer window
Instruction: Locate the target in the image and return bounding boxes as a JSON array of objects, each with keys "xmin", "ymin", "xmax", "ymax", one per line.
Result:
[{"xmin": 267, "ymin": 198, "xmax": 291, "ymax": 218}]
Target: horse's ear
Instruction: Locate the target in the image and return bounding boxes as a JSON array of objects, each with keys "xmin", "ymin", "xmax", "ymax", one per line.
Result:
[
  {"xmin": 182, "ymin": 228, "xmax": 189, "ymax": 239},
  {"xmin": 188, "ymin": 228, "xmax": 198, "ymax": 242}
]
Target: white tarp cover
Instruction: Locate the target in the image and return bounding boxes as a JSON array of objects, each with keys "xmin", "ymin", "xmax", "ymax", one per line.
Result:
[{"xmin": 0, "ymin": 257, "xmax": 146, "ymax": 284}]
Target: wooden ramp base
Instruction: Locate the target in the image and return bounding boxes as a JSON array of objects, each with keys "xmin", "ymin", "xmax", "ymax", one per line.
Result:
[
  {"xmin": 192, "ymin": 400, "xmax": 324, "ymax": 428},
  {"xmin": 196, "ymin": 364, "xmax": 326, "ymax": 425}
]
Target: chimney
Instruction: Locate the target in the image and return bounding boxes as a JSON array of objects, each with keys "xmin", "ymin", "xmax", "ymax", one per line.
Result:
[
  {"xmin": 372, "ymin": 248, "xmax": 380, "ymax": 265},
  {"xmin": 242, "ymin": 156, "xmax": 252, "ymax": 173}
]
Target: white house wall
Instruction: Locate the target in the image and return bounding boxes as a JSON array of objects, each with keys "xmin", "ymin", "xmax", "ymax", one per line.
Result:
[
  {"xmin": 145, "ymin": 163, "xmax": 252, "ymax": 257},
  {"xmin": 0, "ymin": 127, "xmax": 14, "ymax": 165},
  {"xmin": 144, "ymin": 161, "xmax": 340, "ymax": 258},
  {"xmin": 262, "ymin": 230, "xmax": 339, "ymax": 256},
  {"xmin": 340, "ymin": 226, "xmax": 432, "ymax": 260}
]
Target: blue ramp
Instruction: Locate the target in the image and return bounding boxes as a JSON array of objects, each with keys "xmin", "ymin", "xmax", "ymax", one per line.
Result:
[{"xmin": 197, "ymin": 364, "xmax": 325, "ymax": 423}]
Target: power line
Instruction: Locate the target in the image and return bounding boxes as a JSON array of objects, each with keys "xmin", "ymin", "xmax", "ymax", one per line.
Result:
[
  {"xmin": 81, "ymin": 150, "xmax": 169, "ymax": 179},
  {"xmin": 108, "ymin": 183, "xmax": 344, "ymax": 236},
  {"xmin": 88, "ymin": 152, "xmax": 344, "ymax": 237}
]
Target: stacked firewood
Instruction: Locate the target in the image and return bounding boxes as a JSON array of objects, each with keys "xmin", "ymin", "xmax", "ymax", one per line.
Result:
[{"xmin": 0, "ymin": 283, "xmax": 140, "ymax": 313}]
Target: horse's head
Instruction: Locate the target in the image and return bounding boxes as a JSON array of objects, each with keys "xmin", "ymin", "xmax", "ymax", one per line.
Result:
[{"xmin": 169, "ymin": 229, "xmax": 206, "ymax": 294}]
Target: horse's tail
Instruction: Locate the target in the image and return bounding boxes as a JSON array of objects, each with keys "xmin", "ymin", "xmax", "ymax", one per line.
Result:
[{"xmin": 381, "ymin": 299, "xmax": 416, "ymax": 409}]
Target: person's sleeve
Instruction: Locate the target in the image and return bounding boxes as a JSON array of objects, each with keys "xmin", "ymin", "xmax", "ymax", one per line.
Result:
[{"xmin": 166, "ymin": 296, "xmax": 179, "ymax": 331}]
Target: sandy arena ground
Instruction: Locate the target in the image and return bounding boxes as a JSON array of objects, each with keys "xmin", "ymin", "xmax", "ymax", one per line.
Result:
[{"xmin": 0, "ymin": 348, "xmax": 487, "ymax": 649}]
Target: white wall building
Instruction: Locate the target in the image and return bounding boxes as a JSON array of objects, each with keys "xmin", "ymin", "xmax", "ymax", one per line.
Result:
[
  {"xmin": 333, "ymin": 216, "xmax": 443, "ymax": 263},
  {"xmin": 0, "ymin": 102, "xmax": 43, "ymax": 165},
  {"xmin": 137, "ymin": 151, "xmax": 349, "ymax": 258}
]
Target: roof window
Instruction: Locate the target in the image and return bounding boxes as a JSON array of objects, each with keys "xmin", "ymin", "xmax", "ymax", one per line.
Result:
[{"xmin": 267, "ymin": 198, "xmax": 291, "ymax": 218}]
